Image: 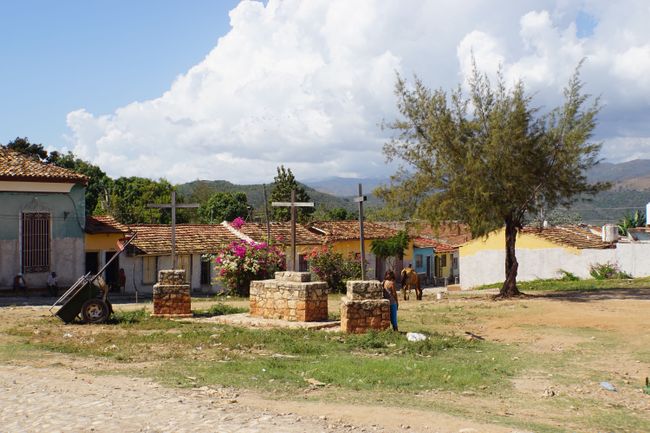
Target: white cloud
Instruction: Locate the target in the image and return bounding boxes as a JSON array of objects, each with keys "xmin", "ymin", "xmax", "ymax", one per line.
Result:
[{"xmin": 66, "ymin": 0, "xmax": 650, "ymax": 184}]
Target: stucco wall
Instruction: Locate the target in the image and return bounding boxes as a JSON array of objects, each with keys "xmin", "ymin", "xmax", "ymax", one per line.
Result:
[
  {"xmin": 459, "ymin": 241, "xmax": 650, "ymax": 289},
  {"xmin": 120, "ymin": 253, "xmax": 225, "ymax": 295},
  {"xmin": 0, "ymin": 184, "xmax": 85, "ymax": 290}
]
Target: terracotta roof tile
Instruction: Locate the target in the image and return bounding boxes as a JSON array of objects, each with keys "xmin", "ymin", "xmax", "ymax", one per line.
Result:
[
  {"xmin": 226, "ymin": 221, "xmax": 324, "ymax": 245},
  {"xmin": 521, "ymin": 225, "xmax": 614, "ymax": 249},
  {"xmin": 85, "ymin": 215, "xmax": 130, "ymax": 234},
  {"xmin": 308, "ymin": 220, "xmax": 398, "ymax": 241},
  {"xmin": 128, "ymin": 224, "xmax": 242, "ymax": 255},
  {"xmin": 0, "ymin": 148, "xmax": 87, "ymax": 183},
  {"xmin": 413, "ymin": 237, "xmax": 455, "ymax": 252},
  {"xmin": 378, "ymin": 220, "xmax": 472, "ymax": 247}
]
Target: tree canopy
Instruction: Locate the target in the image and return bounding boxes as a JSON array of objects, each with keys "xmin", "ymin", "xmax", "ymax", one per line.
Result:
[
  {"xmin": 379, "ymin": 63, "xmax": 607, "ymax": 297},
  {"xmin": 270, "ymin": 165, "xmax": 314, "ymax": 222},
  {"xmin": 198, "ymin": 191, "xmax": 250, "ymax": 223}
]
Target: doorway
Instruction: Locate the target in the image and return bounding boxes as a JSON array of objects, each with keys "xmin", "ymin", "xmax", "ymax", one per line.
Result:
[
  {"xmin": 85, "ymin": 252, "xmax": 99, "ymax": 275},
  {"xmin": 104, "ymin": 251, "xmax": 120, "ymax": 292}
]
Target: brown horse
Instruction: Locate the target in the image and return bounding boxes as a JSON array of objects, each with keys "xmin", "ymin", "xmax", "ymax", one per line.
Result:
[{"xmin": 400, "ymin": 266, "xmax": 422, "ymax": 300}]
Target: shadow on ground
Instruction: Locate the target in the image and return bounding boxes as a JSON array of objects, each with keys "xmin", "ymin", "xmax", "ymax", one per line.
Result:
[{"xmin": 534, "ymin": 287, "xmax": 650, "ymax": 302}]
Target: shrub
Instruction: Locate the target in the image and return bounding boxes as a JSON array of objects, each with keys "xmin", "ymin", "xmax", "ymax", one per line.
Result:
[
  {"xmin": 558, "ymin": 269, "xmax": 580, "ymax": 281},
  {"xmin": 589, "ymin": 262, "xmax": 631, "ymax": 280},
  {"xmin": 306, "ymin": 246, "xmax": 362, "ymax": 293},
  {"xmin": 213, "ymin": 239, "xmax": 285, "ymax": 296}
]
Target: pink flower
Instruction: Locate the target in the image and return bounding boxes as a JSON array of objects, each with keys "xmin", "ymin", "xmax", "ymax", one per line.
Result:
[{"xmin": 231, "ymin": 217, "xmax": 245, "ymax": 229}]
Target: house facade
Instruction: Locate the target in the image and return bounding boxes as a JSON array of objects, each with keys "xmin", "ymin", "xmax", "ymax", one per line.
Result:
[
  {"xmin": 0, "ymin": 149, "xmax": 87, "ymax": 291},
  {"xmin": 85, "ymin": 215, "xmax": 130, "ymax": 292},
  {"xmin": 458, "ymin": 225, "xmax": 650, "ymax": 289},
  {"xmin": 119, "ymin": 224, "xmax": 242, "ymax": 295},
  {"xmin": 308, "ymin": 220, "xmax": 412, "ymax": 280}
]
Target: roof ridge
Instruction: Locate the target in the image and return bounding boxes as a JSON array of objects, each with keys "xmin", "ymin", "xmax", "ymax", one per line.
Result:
[{"xmin": 221, "ymin": 221, "xmax": 255, "ymax": 243}]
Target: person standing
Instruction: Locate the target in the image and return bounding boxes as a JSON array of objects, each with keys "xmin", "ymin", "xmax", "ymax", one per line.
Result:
[
  {"xmin": 47, "ymin": 272, "xmax": 58, "ymax": 296},
  {"xmin": 382, "ymin": 270, "xmax": 399, "ymax": 331}
]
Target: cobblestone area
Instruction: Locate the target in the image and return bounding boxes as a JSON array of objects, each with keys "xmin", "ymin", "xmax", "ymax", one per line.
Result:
[{"xmin": 0, "ymin": 365, "xmax": 355, "ymax": 433}]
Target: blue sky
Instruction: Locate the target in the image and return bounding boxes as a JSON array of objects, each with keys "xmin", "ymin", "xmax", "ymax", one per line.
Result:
[
  {"xmin": 0, "ymin": 0, "xmax": 238, "ymax": 148},
  {"xmin": 1, "ymin": 1, "xmax": 649, "ymax": 184}
]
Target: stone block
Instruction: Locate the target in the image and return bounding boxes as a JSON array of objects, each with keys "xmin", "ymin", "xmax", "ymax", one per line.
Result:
[
  {"xmin": 346, "ymin": 280, "xmax": 383, "ymax": 300},
  {"xmin": 274, "ymin": 271, "xmax": 311, "ymax": 282}
]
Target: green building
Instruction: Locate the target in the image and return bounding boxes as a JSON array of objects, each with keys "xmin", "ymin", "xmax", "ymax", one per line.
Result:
[{"xmin": 0, "ymin": 148, "xmax": 87, "ymax": 292}]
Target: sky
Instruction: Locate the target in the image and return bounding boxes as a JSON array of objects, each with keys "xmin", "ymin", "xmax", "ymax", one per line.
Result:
[{"xmin": 1, "ymin": 0, "xmax": 649, "ymax": 184}]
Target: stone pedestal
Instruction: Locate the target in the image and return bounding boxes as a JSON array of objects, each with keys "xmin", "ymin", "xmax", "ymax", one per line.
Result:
[
  {"xmin": 249, "ymin": 271, "xmax": 328, "ymax": 322},
  {"xmin": 340, "ymin": 280, "xmax": 390, "ymax": 333},
  {"xmin": 152, "ymin": 270, "xmax": 192, "ymax": 318}
]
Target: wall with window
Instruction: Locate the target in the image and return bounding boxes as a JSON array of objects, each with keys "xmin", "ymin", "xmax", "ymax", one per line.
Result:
[
  {"xmin": 0, "ymin": 184, "xmax": 85, "ymax": 290},
  {"xmin": 120, "ymin": 253, "xmax": 226, "ymax": 295}
]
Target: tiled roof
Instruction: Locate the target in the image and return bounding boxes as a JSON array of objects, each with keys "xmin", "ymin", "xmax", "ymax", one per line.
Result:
[
  {"xmin": 128, "ymin": 224, "xmax": 242, "ymax": 255},
  {"xmin": 413, "ymin": 237, "xmax": 455, "ymax": 253},
  {"xmin": 0, "ymin": 148, "xmax": 87, "ymax": 184},
  {"xmin": 521, "ymin": 225, "xmax": 614, "ymax": 250},
  {"xmin": 378, "ymin": 220, "xmax": 472, "ymax": 247},
  {"xmin": 85, "ymin": 215, "xmax": 130, "ymax": 234},
  {"xmin": 226, "ymin": 221, "xmax": 324, "ymax": 246},
  {"xmin": 308, "ymin": 220, "xmax": 399, "ymax": 241}
]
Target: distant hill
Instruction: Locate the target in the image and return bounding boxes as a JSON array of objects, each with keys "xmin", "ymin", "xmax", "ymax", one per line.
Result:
[
  {"xmin": 176, "ymin": 159, "xmax": 650, "ymax": 225},
  {"xmin": 176, "ymin": 180, "xmax": 360, "ymax": 214},
  {"xmin": 305, "ymin": 177, "xmax": 388, "ymax": 197}
]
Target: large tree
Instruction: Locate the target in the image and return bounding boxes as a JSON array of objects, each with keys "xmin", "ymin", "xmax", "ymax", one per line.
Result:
[
  {"xmin": 379, "ymin": 65, "xmax": 607, "ymax": 297},
  {"xmin": 4, "ymin": 137, "xmax": 48, "ymax": 160},
  {"xmin": 270, "ymin": 165, "xmax": 314, "ymax": 222},
  {"xmin": 47, "ymin": 151, "xmax": 112, "ymax": 215},
  {"xmin": 100, "ymin": 177, "xmax": 179, "ymax": 224},
  {"xmin": 198, "ymin": 191, "xmax": 250, "ymax": 223}
]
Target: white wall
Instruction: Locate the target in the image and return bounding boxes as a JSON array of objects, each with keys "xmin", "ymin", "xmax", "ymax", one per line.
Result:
[
  {"xmin": 120, "ymin": 253, "xmax": 225, "ymax": 295},
  {"xmin": 460, "ymin": 242, "xmax": 650, "ymax": 289}
]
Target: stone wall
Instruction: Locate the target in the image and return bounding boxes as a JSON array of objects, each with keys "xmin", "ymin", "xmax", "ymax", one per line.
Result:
[
  {"xmin": 249, "ymin": 272, "xmax": 328, "ymax": 322},
  {"xmin": 152, "ymin": 269, "xmax": 192, "ymax": 317},
  {"xmin": 340, "ymin": 280, "xmax": 390, "ymax": 333}
]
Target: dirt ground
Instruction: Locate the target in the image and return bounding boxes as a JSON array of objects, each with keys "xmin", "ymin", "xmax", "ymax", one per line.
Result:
[{"xmin": 1, "ymin": 290, "xmax": 650, "ymax": 432}]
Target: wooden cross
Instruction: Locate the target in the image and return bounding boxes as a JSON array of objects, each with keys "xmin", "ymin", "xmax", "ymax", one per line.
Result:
[
  {"xmin": 148, "ymin": 191, "xmax": 199, "ymax": 270},
  {"xmin": 354, "ymin": 183, "xmax": 368, "ymax": 280},
  {"xmin": 272, "ymin": 189, "xmax": 314, "ymax": 271}
]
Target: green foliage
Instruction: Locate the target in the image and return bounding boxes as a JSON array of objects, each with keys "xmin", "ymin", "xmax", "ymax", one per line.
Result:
[
  {"xmin": 193, "ymin": 303, "xmax": 248, "ymax": 317},
  {"xmin": 110, "ymin": 308, "xmax": 148, "ymax": 324},
  {"xmin": 198, "ymin": 191, "xmax": 249, "ymax": 223},
  {"xmin": 270, "ymin": 166, "xmax": 314, "ymax": 222},
  {"xmin": 370, "ymin": 230, "xmax": 409, "ymax": 259},
  {"xmin": 4, "ymin": 137, "xmax": 48, "ymax": 160},
  {"xmin": 101, "ymin": 177, "xmax": 179, "ymax": 224},
  {"xmin": 47, "ymin": 150, "xmax": 112, "ymax": 215},
  {"xmin": 306, "ymin": 247, "xmax": 362, "ymax": 293},
  {"xmin": 380, "ymin": 62, "xmax": 606, "ymax": 296},
  {"xmin": 589, "ymin": 262, "xmax": 631, "ymax": 280},
  {"xmin": 558, "ymin": 270, "xmax": 580, "ymax": 281},
  {"xmin": 617, "ymin": 209, "xmax": 646, "ymax": 236},
  {"xmin": 312, "ymin": 206, "xmax": 356, "ymax": 221}
]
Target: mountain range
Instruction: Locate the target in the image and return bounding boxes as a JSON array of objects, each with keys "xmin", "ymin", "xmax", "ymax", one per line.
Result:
[{"xmin": 177, "ymin": 159, "xmax": 650, "ymax": 224}]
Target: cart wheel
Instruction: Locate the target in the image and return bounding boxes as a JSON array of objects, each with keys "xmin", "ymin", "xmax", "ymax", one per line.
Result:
[{"xmin": 81, "ymin": 299, "xmax": 109, "ymax": 324}]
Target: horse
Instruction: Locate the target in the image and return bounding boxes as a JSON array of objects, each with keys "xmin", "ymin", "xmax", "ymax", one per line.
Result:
[{"xmin": 400, "ymin": 267, "xmax": 422, "ymax": 300}]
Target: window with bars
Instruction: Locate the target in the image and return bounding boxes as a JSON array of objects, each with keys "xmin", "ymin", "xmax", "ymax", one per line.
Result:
[{"xmin": 22, "ymin": 212, "xmax": 50, "ymax": 273}]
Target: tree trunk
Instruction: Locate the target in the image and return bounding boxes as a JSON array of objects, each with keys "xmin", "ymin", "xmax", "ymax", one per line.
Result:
[{"xmin": 500, "ymin": 218, "xmax": 521, "ymax": 297}]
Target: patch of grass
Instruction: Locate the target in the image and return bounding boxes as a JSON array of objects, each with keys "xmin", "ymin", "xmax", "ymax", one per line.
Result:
[
  {"xmin": 476, "ymin": 276, "xmax": 650, "ymax": 292},
  {"xmin": 111, "ymin": 308, "xmax": 149, "ymax": 324},
  {"xmin": 192, "ymin": 303, "xmax": 248, "ymax": 317}
]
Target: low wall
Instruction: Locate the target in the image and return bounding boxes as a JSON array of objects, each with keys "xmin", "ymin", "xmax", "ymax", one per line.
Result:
[
  {"xmin": 340, "ymin": 280, "xmax": 390, "ymax": 333},
  {"xmin": 152, "ymin": 269, "xmax": 192, "ymax": 317},
  {"xmin": 249, "ymin": 271, "xmax": 328, "ymax": 322}
]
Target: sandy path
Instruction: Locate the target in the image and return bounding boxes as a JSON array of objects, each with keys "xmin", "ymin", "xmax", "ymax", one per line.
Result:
[{"xmin": 0, "ymin": 364, "xmax": 519, "ymax": 433}]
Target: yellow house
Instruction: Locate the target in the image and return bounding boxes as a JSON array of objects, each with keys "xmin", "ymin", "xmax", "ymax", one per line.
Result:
[
  {"xmin": 85, "ymin": 216, "xmax": 130, "ymax": 292},
  {"xmin": 308, "ymin": 221, "xmax": 413, "ymax": 279},
  {"xmin": 459, "ymin": 225, "xmax": 615, "ymax": 289}
]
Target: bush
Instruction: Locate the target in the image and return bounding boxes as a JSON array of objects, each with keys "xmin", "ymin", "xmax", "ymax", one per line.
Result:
[
  {"xmin": 306, "ymin": 246, "xmax": 362, "ymax": 293},
  {"xmin": 558, "ymin": 270, "xmax": 580, "ymax": 281},
  {"xmin": 213, "ymin": 239, "xmax": 285, "ymax": 296},
  {"xmin": 589, "ymin": 262, "xmax": 631, "ymax": 280}
]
